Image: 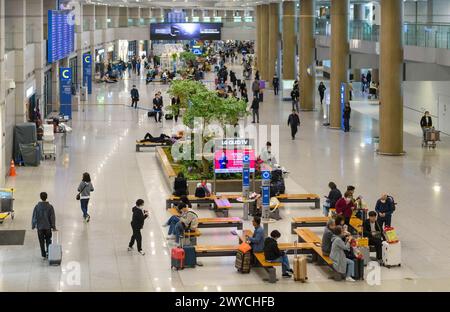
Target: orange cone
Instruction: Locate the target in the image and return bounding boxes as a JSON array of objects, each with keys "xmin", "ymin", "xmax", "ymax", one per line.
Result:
[{"xmin": 9, "ymin": 160, "xmax": 16, "ymax": 177}]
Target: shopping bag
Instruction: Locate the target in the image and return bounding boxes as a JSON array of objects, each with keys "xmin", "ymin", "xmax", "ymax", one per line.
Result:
[{"xmin": 238, "ymin": 242, "xmax": 252, "ymax": 253}]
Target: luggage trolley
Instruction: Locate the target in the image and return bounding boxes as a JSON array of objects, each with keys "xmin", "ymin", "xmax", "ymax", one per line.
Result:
[
  {"xmin": 0, "ymin": 188, "xmax": 15, "ymax": 224},
  {"xmin": 422, "ymin": 127, "xmax": 440, "ymax": 149},
  {"xmin": 42, "ymin": 124, "xmax": 56, "ymax": 160}
]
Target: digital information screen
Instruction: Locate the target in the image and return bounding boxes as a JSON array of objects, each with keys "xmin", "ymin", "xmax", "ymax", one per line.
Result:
[
  {"xmin": 48, "ymin": 10, "xmax": 75, "ymax": 63},
  {"xmin": 214, "ymin": 149, "xmax": 256, "ymax": 174},
  {"xmin": 150, "ymin": 23, "xmax": 222, "ymax": 40}
]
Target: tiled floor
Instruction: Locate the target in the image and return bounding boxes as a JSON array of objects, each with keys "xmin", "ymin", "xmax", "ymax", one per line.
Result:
[{"xmin": 1, "ymin": 63, "xmax": 450, "ymax": 291}]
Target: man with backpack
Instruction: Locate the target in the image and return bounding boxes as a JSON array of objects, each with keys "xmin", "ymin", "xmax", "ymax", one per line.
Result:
[
  {"xmin": 174, "ymin": 204, "xmax": 198, "ymax": 244},
  {"xmin": 375, "ymin": 194, "xmax": 395, "ymax": 228}
]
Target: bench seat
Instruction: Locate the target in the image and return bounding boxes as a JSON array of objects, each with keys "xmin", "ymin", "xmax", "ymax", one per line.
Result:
[
  {"xmin": 276, "ymin": 193, "xmax": 320, "ymax": 209},
  {"xmin": 135, "ymin": 141, "xmax": 170, "ymax": 152},
  {"xmin": 291, "ymin": 216, "xmax": 330, "ymax": 233},
  {"xmin": 294, "ymin": 228, "xmax": 322, "ymax": 244}
]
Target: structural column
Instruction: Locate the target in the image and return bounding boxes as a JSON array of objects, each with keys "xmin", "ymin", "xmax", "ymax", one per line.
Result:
[
  {"xmin": 256, "ymin": 5, "xmax": 262, "ymax": 73},
  {"xmin": 268, "ymin": 3, "xmax": 279, "ymax": 84},
  {"xmin": 299, "ymin": 0, "xmax": 316, "ymax": 110},
  {"xmin": 6, "ymin": 0, "xmax": 26, "ymax": 123},
  {"xmin": 260, "ymin": 4, "xmax": 269, "ymax": 81},
  {"xmin": 282, "ymin": 1, "xmax": 296, "ymax": 80},
  {"xmin": 329, "ymin": 0, "xmax": 349, "ymax": 128},
  {"xmin": 0, "ymin": 0, "xmax": 5, "ymax": 183},
  {"xmin": 378, "ymin": 0, "xmax": 404, "ymax": 155}
]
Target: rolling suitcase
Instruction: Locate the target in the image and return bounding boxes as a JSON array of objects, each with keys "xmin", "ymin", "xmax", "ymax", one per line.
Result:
[
  {"xmin": 293, "ymin": 241, "xmax": 307, "ymax": 282},
  {"xmin": 148, "ymin": 111, "xmax": 156, "ymax": 118},
  {"xmin": 382, "ymin": 241, "xmax": 401, "ymax": 268},
  {"xmin": 353, "ymin": 257, "xmax": 364, "ymax": 280},
  {"xmin": 171, "ymin": 246, "xmax": 185, "ymax": 270},
  {"xmin": 48, "ymin": 231, "xmax": 62, "ymax": 266},
  {"xmin": 235, "ymin": 250, "xmax": 251, "ymax": 273},
  {"xmin": 183, "ymin": 245, "xmax": 197, "ymax": 268}
]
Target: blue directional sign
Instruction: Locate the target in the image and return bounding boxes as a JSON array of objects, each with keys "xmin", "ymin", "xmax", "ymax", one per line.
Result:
[
  {"xmin": 262, "ymin": 170, "xmax": 271, "ymax": 181},
  {"xmin": 83, "ymin": 53, "xmax": 92, "ymax": 94},
  {"xmin": 261, "ymin": 170, "xmax": 271, "ymax": 206},
  {"xmin": 242, "ymin": 154, "xmax": 250, "ymax": 187},
  {"xmin": 60, "ymin": 68, "xmax": 72, "ymax": 119}
]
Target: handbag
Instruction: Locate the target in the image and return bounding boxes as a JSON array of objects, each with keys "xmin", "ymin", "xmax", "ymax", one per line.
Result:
[
  {"xmin": 76, "ymin": 183, "xmax": 87, "ymax": 201},
  {"xmin": 238, "ymin": 242, "xmax": 252, "ymax": 254}
]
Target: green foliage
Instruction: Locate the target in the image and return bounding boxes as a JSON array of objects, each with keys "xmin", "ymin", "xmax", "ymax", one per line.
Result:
[
  {"xmin": 179, "ymin": 51, "xmax": 197, "ymax": 63},
  {"xmin": 168, "ymin": 80, "xmax": 208, "ymax": 110}
]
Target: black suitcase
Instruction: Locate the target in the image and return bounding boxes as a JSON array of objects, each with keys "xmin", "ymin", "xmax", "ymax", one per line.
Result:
[
  {"xmin": 235, "ymin": 250, "xmax": 251, "ymax": 273},
  {"xmin": 183, "ymin": 245, "xmax": 197, "ymax": 268},
  {"xmin": 148, "ymin": 111, "xmax": 156, "ymax": 118},
  {"xmin": 165, "ymin": 114, "xmax": 173, "ymax": 120},
  {"xmin": 353, "ymin": 258, "xmax": 365, "ymax": 280}
]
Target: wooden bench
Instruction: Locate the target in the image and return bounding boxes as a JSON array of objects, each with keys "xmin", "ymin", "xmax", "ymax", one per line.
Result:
[
  {"xmin": 168, "ymin": 209, "xmax": 244, "ymax": 230},
  {"xmin": 349, "ymin": 216, "xmax": 363, "ymax": 234},
  {"xmin": 136, "ymin": 140, "xmax": 170, "ymax": 152},
  {"xmin": 291, "ymin": 216, "xmax": 330, "ymax": 233},
  {"xmin": 253, "ymin": 252, "xmax": 281, "ymax": 283},
  {"xmin": 157, "ymin": 147, "xmax": 177, "ymax": 180},
  {"xmin": 181, "ymin": 229, "xmax": 202, "ymax": 246},
  {"xmin": 166, "ymin": 195, "xmax": 215, "ymax": 209},
  {"xmin": 276, "ymin": 193, "xmax": 321, "ymax": 209},
  {"xmin": 295, "ymin": 228, "xmax": 334, "ymax": 267}
]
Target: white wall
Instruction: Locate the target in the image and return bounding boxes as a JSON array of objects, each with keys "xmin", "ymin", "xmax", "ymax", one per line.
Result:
[
  {"xmin": 403, "ymin": 81, "xmax": 450, "ymax": 130},
  {"xmin": 405, "ymin": 61, "xmax": 450, "ymax": 81},
  {"xmin": 432, "ymin": 0, "xmax": 450, "ymax": 24}
]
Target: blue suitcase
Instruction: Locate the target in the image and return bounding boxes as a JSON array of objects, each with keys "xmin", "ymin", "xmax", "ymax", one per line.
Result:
[{"xmin": 183, "ymin": 245, "xmax": 197, "ymax": 268}]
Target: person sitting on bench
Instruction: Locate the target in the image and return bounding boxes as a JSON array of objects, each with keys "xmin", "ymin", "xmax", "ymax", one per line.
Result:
[
  {"xmin": 363, "ymin": 211, "xmax": 384, "ymax": 261},
  {"xmin": 335, "ymin": 191, "xmax": 356, "ymax": 226},
  {"xmin": 324, "ymin": 182, "xmax": 342, "ymax": 216},
  {"xmin": 173, "ymin": 172, "xmax": 188, "ymax": 196},
  {"xmin": 164, "ymin": 198, "xmax": 188, "ymax": 239},
  {"xmin": 173, "ymin": 203, "xmax": 198, "ymax": 244},
  {"xmin": 375, "ymin": 194, "xmax": 394, "ymax": 228},
  {"xmin": 264, "ymin": 230, "xmax": 293, "ymax": 278},
  {"xmin": 322, "ymin": 218, "xmax": 337, "ymax": 257},
  {"xmin": 330, "ymin": 226, "xmax": 355, "ymax": 282},
  {"xmin": 245, "ymin": 216, "xmax": 265, "ymax": 253}
]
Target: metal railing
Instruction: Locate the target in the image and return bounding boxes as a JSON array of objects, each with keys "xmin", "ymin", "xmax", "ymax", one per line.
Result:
[{"xmin": 316, "ymin": 19, "xmax": 450, "ymax": 50}]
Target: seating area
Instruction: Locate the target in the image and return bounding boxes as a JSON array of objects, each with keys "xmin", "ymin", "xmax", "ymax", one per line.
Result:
[
  {"xmin": 291, "ymin": 216, "xmax": 330, "ymax": 233},
  {"xmin": 135, "ymin": 140, "xmax": 171, "ymax": 152}
]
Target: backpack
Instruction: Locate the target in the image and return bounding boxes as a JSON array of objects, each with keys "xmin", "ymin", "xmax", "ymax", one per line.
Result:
[
  {"xmin": 387, "ymin": 196, "xmax": 397, "ymax": 212},
  {"xmin": 195, "ymin": 186, "xmax": 206, "ymax": 198},
  {"xmin": 184, "ymin": 211, "xmax": 198, "ymax": 231}
]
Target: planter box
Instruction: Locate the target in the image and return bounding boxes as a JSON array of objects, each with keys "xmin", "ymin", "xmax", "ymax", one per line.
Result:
[{"xmin": 156, "ymin": 147, "xmax": 262, "ymax": 193}]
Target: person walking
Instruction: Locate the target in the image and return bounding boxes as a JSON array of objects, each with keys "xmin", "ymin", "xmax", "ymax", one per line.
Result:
[
  {"xmin": 251, "ymin": 96, "xmax": 260, "ymax": 123},
  {"xmin": 420, "ymin": 111, "xmax": 432, "ymax": 141},
  {"xmin": 130, "ymin": 85, "xmax": 139, "ymax": 109},
  {"xmin": 291, "ymin": 88, "xmax": 299, "ymax": 113},
  {"xmin": 287, "ymin": 109, "xmax": 301, "ymax": 140},
  {"xmin": 252, "ymin": 79, "xmax": 260, "ymax": 99},
  {"xmin": 128, "ymin": 199, "xmax": 149, "ymax": 255},
  {"xmin": 32, "ymin": 192, "xmax": 56, "ymax": 259},
  {"xmin": 254, "ymin": 70, "xmax": 260, "ymax": 81},
  {"xmin": 272, "ymin": 75, "xmax": 279, "ymax": 96},
  {"xmin": 318, "ymin": 82, "xmax": 326, "ymax": 105},
  {"xmin": 343, "ymin": 102, "xmax": 351, "ymax": 132},
  {"xmin": 77, "ymin": 172, "xmax": 94, "ymax": 222}
]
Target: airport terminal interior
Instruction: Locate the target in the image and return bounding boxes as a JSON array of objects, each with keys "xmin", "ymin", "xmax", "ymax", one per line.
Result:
[{"xmin": 1, "ymin": 0, "xmax": 450, "ymax": 292}]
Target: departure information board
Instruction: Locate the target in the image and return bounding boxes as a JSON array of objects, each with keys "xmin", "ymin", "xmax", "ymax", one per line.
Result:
[{"xmin": 47, "ymin": 10, "xmax": 74, "ymax": 63}]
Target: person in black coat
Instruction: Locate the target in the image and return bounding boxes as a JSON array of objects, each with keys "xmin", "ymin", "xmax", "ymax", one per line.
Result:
[
  {"xmin": 128, "ymin": 199, "xmax": 148, "ymax": 255},
  {"xmin": 173, "ymin": 172, "xmax": 188, "ymax": 196},
  {"xmin": 420, "ymin": 111, "xmax": 432, "ymax": 141},
  {"xmin": 363, "ymin": 211, "xmax": 385, "ymax": 260},
  {"xmin": 153, "ymin": 93, "xmax": 163, "ymax": 123},
  {"xmin": 287, "ymin": 110, "xmax": 300, "ymax": 140},
  {"xmin": 130, "ymin": 85, "xmax": 139, "ymax": 108},
  {"xmin": 343, "ymin": 102, "xmax": 351, "ymax": 132},
  {"xmin": 263, "ymin": 230, "xmax": 293, "ymax": 278},
  {"xmin": 324, "ymin": 182, "xmax": 342, "ymax": 216},
  {"xmin": 272, "ymin": 75, "xmax": 279, "ymax": 95},
  {"xmin": 318, "ymin": 82, "xmax": 326, "ymax": 105},
  {"xmin": 251, "ymin": 96, "xmax": 260, "ymax": 123}
]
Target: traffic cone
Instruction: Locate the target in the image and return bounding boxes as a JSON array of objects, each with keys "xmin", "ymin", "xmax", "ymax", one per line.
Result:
[{"xmin": 9, "ymin": 160, "xmax": 16, "ymax": 177}]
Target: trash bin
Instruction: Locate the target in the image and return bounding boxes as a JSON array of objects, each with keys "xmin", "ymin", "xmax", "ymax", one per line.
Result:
[{"xmin": 0, "ymin": 190, "xmax": 14, "ymax": 213}]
